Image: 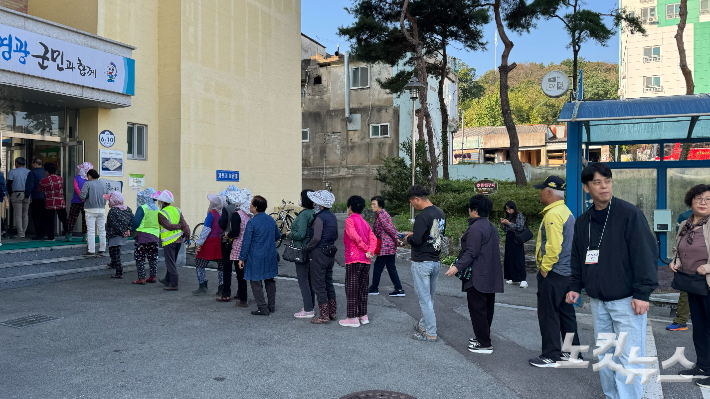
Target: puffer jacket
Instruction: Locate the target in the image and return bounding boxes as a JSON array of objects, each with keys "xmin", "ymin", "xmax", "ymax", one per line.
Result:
[{"xmin": 344, "ymin": 213, "xmax": 377, "ymax": 265}]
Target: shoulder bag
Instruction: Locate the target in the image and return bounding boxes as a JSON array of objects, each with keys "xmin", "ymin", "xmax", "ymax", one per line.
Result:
[
  {"xmin": 672, "ymin": 271, "xmax": 708, "ymax": 296},
  {"xmin": 513, "ymin": 224, "xmax": 533, "ymax": 245},
  {"xmin": 283, "ymin": 244, "xmax": 306, "ymax": 263}
]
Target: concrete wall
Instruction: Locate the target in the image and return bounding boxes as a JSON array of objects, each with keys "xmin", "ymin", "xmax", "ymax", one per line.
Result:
[
  {"xmin": 301, "ymin": 59, "xmax": 399, "ymax": 202},
  {"xmin": 31, "ymin": 0, "xmax": 302, "ymax": 225},
  {"xmin": 2, "ymin": 0, "xmax": 27, "ymax": 13}
]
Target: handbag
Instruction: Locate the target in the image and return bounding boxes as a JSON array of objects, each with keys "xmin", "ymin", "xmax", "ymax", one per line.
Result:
[
  {"xmin": 374, "ymin": 238, "xmax": 382, "ymax": 256},
  {"xmin": 283, "ymin": 244, "xmax": 306, "ymax": 263},
  {"xmin": 321, "ymin": 245, "xmax": 338, "ymax": 257},
  {"xmin": 672, "ymin": 271, "xmax": 708, "ymax": 296},
  {"xmin": 514, "ymin": 225, "xmax": 533, "ymax": 245}
]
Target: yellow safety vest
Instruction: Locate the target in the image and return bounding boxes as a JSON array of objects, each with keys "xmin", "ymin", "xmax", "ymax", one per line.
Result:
[
  {"xmin": 137, "ymin": 204, "xmax": 160, "ymax": 238},
  {"xmin": 160, "ymin": 206, "xmax": 182, "ymax": 246}
]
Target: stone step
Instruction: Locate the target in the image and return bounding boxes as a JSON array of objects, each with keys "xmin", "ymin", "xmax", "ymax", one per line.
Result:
[{"xmin": 0, "ymin": 249, "xmax": 139, "ymax": 279}]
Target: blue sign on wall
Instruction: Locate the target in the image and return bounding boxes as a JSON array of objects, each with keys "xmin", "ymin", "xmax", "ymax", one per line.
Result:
[{"xmin": 216, "ymin": 170, "xmax": 239, "ymax": 182}]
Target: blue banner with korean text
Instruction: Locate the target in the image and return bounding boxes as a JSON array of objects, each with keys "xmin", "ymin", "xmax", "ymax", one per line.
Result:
[
  {"xmin": 0, "ymin": 23, "xmax": 135, "ymax": 95},
  {"xmin": 216, "ymin": 170, "xmax": 239, "ymax": 182}
]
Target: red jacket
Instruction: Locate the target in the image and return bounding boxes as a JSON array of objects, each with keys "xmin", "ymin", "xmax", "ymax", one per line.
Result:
[
  {"xmin": 39, "ymin": 175, "xmax": 66, "ymax": 210},
  {"xmin": 344, "ymin": 213, "xmax": 377, "ymax": 265}
]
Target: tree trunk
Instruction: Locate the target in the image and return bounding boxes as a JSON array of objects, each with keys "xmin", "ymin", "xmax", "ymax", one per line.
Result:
[
  {"xmin": 493, "ymin": 0, "xmax": 527, "ymax": 185},
  {"xmin": 400, "ymin": 0, "xmax": 438, "ymax": 194},
  {"xmin": 572, "ymin": 44, "xmax": 579, "ymax": 98},
  {"xmin": 439, "ymin": 44, "xmax": 450, "ymax": 180},
  {"xmin": 676, "ymin": 0, "xmax": 695, "ymax": 160}
]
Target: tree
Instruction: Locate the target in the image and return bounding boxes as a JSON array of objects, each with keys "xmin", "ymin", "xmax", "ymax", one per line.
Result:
[
  {"xmin": 340, "ymin": 0, "xmax": 490, "ymax": 189},
  {"xmin": 458, "ymin": 62, "xmax": 485, "ymax": 103},
  {"xmin": 675, "ymin": 0, "xmax": 695, "ymax": 160},
  {"xmin": 510, "ymin": 0, "xmax": 644, "ymax": 96},
  {"xmin": 493, "ymin": 0, "xmax": 527, "ymax": 185}
]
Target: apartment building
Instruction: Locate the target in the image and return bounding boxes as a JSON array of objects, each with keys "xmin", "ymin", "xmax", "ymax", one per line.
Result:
[{"xmin": 620, "ymin": 0, "xmax": 710, "ymax": 98}]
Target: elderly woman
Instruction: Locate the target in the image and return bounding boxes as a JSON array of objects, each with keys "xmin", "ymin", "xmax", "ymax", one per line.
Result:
[
  {"xmin": 288, "ymin": 189, "xmax": 317, "ymax": 319},
  {"xmin": 369, "ymin": 196, "xmax": 404, "ymax": 297},
  {"xmin": 131, "ymin": 188, "xmax": 161, "ymax": 284},
  {"xmin": 445, "ymin": 194, "xmax": 504, "ymax": 353},
  {"xmin": 671, "ymin": 184, "xmax": 710, "ymax": 388},
  {"xmin": 104, "ymin": 192, "xmax": 134, "ymax": 279},
  {"xmin": 223, "ymin": 189, "xmax": 253, "ymax": 306},
  {"xmin": 239, "ymin": 195, "xmax": 280, "ymax": 315},
  {"xmin": 64, "ymin": 162, "xmax": 92, "ymax": 242},
  {"xmin": 305, "ymin": 190, "xmax": 339, "ymax": 324},
  {"xmin": 501, "ymin": 200, "xmax": 528, "ymax": 288},
  {"xmin": 340, "ymin": 195, "xmax": 377, "ymax": 327},
  {"xmin": 156, "ymin": 190, "xmax": 191, "ymax": 291},
  {"xmin": 192, "ymin": 194, "xmax": 226, "ymax": 295},
  {"xmin": 216, "ymin": 186, "xmax": 242, "ymax": 302}
]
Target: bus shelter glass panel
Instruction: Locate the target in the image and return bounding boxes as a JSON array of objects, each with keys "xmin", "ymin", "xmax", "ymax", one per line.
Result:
[
  {"xmin": 588, "ymin": 117, "xmax": 710, "ymax": 143},
  {"xmin": 666, "ymin": 168, "xmax": 709, "ymax": 256},
  {"xmin": 611, "ymin": 169, "xmax": 656, "ymax": 231}
]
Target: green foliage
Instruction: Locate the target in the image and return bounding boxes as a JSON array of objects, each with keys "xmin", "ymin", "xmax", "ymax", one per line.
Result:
[
  {"xmin": 374, "ymin": 138, "xmax": 433, "ymax": 212},
  {"xmin": 461, "ymin": 60, "xmax": 619, "ymax": 127},
  {"xmin": 458, "ymin": 62, "xmax": 485, "ymax": 103}
]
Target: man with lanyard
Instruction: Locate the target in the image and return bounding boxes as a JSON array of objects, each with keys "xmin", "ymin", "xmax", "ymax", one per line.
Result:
[
  {"xmin": 567, "ymin": 162, "xmax": 658, "ymax": 399},
  {"xmin": 667, "ymin": 208, "xmax": 694, "ymax": 331}
]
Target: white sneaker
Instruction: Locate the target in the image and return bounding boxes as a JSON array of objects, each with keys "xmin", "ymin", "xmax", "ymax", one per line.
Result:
[
  {"xmin": 505, "ymin": 280, "xmax": 513, "ymax": 285},
  {"xmin": 520, "ymin": 281, "xmax": 528, "ymax": 288}
]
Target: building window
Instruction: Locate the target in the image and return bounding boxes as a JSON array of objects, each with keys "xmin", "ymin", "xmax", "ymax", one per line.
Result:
[
  {"xmin": 643, "ymin": 76, "xmax": 662, "ymax": 93},
  {"xmin": 641, "ymin": 7, "xmax": 657, "ymax": 24},
  {"xmin": 666, "ymin": 3, "xmax": 680, "ymax": 19},
  {"xmin": 351, "ymin": 66, "xmax": 369, "ymax": 89},
  {"xmin": 702, "ymin": 0, "xmax": 709, "ymax": 15},
  {"xmin": 127, "ymin": 123, "xmax": 146, "ymax": 160},
  {"xmin": 370, "ymin": 123, "xmax": 389, "ymax": 138},
  {"xmin": 302, "ymin": 128, "xmax": 309, "ymax": 142},
  {"xmin": 314, "ymin": 76, "xmax": 322, "ymax": 85},
  {"xmin": 643, "ymin": 46, "xmax": 661, "ymax": 62}
]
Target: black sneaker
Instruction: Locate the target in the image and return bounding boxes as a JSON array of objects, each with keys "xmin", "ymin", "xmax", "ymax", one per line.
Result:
[
  {"xmin": 468, "ymin": 341, "xmax": 493, "ymax": 354},
  {"xmin": 679, "ymin": 366, "xmax": 710, "ymax": 378},
  {"xmin": 389, "ymin": 289, "xmax": 405, "ymax": 297},
  {"xmin": 368, "ymin": 288, "xmax": 379, "ymax": 296},
  {"xmin": 82, "ymin": 251, "xmax": 96, "ymax": 257},
  {"xmin": 251, "ymin": 309, "xmax": 269, "ymax": 316},
  {"xmin": 529, "ymin": 355, "xmax": 560, "ymax": 368},
  {"xmin": 697, "ymin": 377, "xmax": 710, "ymax": 388},
  {"xmin": 268, "ymin": 307, "xmax": 275, "ymax": 313}
]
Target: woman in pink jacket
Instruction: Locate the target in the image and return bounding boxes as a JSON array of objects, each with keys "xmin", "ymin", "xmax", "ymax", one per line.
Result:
[{"xmin": 341, "ymin": 195, "xmax": 377, "ymax": 327}]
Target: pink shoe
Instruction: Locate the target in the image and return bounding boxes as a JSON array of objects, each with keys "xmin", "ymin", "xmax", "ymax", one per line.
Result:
[
  {"xmin": 338, "ymin": 317, "xmax": 361, "ymax": 328},
  {"xmin": 359, "ymin": 315, "xmax": 369, "ymax": 325},
  {"xmin": 294, "ymin": 309, "xmax": 315, "ymax": 319}
]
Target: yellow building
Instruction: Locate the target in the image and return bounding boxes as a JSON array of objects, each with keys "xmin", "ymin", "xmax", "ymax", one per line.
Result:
[{"xmin": 0, "ymin": 1, "xmax": 301, "ymax": 232}]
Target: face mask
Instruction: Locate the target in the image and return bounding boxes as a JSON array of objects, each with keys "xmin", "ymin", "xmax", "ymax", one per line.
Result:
[{"xmin": 298, "ymin": 198, "xmax": 302, "ymax": 207}]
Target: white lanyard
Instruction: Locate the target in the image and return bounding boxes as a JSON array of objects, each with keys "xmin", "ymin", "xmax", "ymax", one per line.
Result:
[{"xmin": 587, "ymin": 199, "xmax": 611, "ymax": 251}]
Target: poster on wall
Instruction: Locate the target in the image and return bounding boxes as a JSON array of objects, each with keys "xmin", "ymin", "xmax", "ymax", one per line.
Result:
[
  {"xmin": 129, "ymin": 174, "xmax": 145, "ymax": 191},
  {"xmin": 102, "ymin": 179, "xmax": 123, "ymax": 193},
  {"xmin": 100, "ymin": 149, "xmax": 123, "ymax": 177}
]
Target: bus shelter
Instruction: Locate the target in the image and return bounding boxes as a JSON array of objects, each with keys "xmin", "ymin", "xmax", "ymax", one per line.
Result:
[{"xmin": 560, "ymin": 94, "xmax": 710, "ymax": 263}]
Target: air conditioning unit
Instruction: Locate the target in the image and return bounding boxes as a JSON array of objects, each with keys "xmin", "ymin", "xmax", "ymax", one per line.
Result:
[
  {"xmin": 652, "ymin": 55, "xmax": 661, "ymax": 62},
  {"xmin": 643, "ymin": 56, "xmax": 651, "ymax": 63},
  {"xmin": 647, "ymin": 16, "xmax": 658, "ymax": 23}
]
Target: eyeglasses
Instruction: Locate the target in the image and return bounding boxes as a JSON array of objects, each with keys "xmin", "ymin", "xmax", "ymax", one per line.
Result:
[{"xmin": 694, "ymin": 197, "xmax": 710, "ymax": 204}]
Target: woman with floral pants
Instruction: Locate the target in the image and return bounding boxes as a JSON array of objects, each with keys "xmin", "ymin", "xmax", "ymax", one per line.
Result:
[{"xmin": 131, "ymin": 188, "xmax": 161, "ymax": 284}]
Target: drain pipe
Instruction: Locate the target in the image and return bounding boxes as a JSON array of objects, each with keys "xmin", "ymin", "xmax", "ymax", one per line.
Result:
[{"xmin": 345, "ymin": 52, "xmax": 351, "ymax": 123}]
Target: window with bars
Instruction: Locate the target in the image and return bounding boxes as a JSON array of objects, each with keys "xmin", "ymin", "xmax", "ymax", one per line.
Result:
[
  {"xmin": 351, "ymin": 66, "xmax": 369, "ymax": 88},
  {"xmin": 643, "ymin": 76, "xmax": 662, "ymax": 93},
  {"xmin": 370, "ymin": 123, "xmax": 390, "ymax": 138},
  {"xmin": 127, "ymin": 123, "xmax": 147, "ymax": 160},
  {"xmin": 302, "ymin": 128, "xmax": 309, "ymax": 142},
  {"xmin": 641, "ymin": 7, "xmax": 657, "ymax": 23}
]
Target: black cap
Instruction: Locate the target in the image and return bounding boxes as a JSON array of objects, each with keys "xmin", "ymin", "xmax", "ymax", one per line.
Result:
[{"xmin": 534, "ymin": 176, "xmax": 566, "ymax": 191}]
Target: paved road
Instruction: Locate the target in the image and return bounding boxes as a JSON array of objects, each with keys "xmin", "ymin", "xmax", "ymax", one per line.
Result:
[{"xmin": 0, "ymin": 213, "xmax": 706, "ymax": 398}]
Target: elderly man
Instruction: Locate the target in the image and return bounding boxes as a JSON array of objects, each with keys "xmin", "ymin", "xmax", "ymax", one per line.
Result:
[
  {"xmin": 529, "ymin": 176, "xmax": 581, "ymax": 368},
  {"xmin": 7, "ymin": 157, "xmax": 30, "ymax": 238}
]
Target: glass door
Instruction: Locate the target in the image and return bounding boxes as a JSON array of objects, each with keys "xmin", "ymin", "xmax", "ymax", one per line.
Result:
[{"xmin": 61, "ymin": 141, "xmax": 83, "ymax": 234}]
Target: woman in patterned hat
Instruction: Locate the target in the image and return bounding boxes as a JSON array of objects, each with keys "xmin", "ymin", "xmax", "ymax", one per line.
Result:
[
  {"xmin": 192, "ymin": 194, "xmax": 226, "ymax": 295},
  {"xmin": 104, "ymin": 191, "xmax": 134, "ymax": 279},
  {"xmin": 131, "ymin": 188, "xmax": 161, "ymax": 284},
  {"xmin": 64, "ymin": 162, "xmax": 93, "ymax": 242},
  {"xmin": 155, "ymin": 190, "xmax": 191, "ymax": 291},
  {"xmin": 225, "ymin": 189, "xmax": 253, "ymax": 306},
  {"xmin": 303, "ymin": 190, "xmax": 339, "ymax": 324}
]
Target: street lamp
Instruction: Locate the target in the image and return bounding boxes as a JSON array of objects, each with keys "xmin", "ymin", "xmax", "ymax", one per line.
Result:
[{"xmin": 403, "ymin": 76, "xmax": 425, "ymax": 222}]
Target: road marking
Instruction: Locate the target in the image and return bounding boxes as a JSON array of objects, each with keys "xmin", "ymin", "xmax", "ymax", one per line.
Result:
[{"xmin": 644, "ymin": 324, "xmax": 664, "ymax": 399}]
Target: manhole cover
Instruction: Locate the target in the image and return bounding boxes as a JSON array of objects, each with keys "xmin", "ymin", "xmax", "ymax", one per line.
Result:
[
  {"xmin": 340, "ymin": 391, "xmax": 416, "ymax": 399},
  {"xmin": 0, "ymin": 314, "xmax": 60, "ymax": 328}
]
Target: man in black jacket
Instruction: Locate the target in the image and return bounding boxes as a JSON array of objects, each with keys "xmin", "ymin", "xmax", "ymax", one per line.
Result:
[{"xmin": 566, "ymin": 162, "xmax": 658, "ymax": 399}]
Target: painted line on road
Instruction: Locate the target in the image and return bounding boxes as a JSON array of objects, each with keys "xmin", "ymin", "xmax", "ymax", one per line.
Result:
[
  {"xmin": 181, "ymin": 267, "xmax": 346, "ymax": 287},
  {"xmin": 494, "ymin": 302, "xmax": 681, "ymax": 325},
  {"xmin": 644, "ymin": 324, "xmax": 664, "ymax": 399}
]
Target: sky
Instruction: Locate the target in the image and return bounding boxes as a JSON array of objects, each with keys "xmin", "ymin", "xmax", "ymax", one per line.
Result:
[{"xmin": 301, "ymin": 0, "xmax": 623, "ymax": 76}]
